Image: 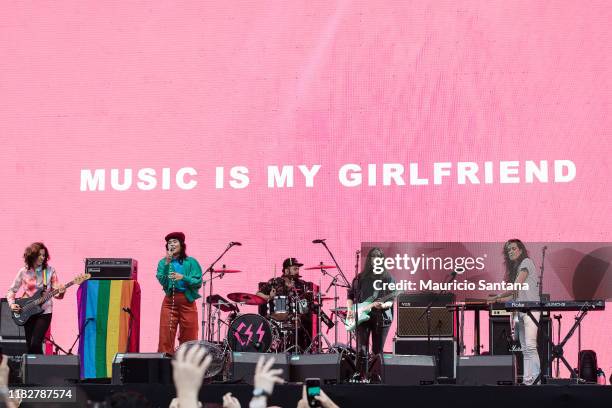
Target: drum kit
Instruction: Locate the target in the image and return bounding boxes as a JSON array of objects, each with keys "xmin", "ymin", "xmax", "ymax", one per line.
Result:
[{"xmin": 203, "ymin": 264, "xmax": 346, "ymax": 355}]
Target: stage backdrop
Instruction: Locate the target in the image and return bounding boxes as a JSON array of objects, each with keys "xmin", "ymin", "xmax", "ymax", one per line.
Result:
[{"xmin": 1, "ymin": 1, "xmax": 611, "ymax": 378}]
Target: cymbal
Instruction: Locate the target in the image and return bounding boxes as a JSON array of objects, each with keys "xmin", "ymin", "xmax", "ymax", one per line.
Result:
[
  {"xmin": 227, "ymin": 292, "xmax": 266, "ymax": 305},
  {"xmin": 212, "ymin": 269, "xmax": 241, "ymax": 273},
  {"xmin": 304, "ymin": 265, "xmax": 337, "ymax": 270}
]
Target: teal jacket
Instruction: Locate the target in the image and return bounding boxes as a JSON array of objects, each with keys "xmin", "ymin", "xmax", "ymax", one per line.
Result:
[{"xmin": 156, "ymin": 257, "xmax": 202, "ymax": 302}]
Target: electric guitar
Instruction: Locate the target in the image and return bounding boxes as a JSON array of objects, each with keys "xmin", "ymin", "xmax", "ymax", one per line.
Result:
[
  {"xmin": 344, "ymin": 291, "xmax": 400, "ymax": 332},
  {"xmin": 11, "ymin": 273, "xmax": 91, "ymax": 326}
]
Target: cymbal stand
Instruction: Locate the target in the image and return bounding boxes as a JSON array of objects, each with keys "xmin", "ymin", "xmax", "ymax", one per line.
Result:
[
  {"xmin": 305, "ymin": 273, "xmax": 334, "ymax": 353},
  {"xmin": 319, "ymin": 263, "xmax": 342, "ymax": 345},
  {"xmin": 202, "ymin": 242, "xmax": 240, "ymax": 341}
]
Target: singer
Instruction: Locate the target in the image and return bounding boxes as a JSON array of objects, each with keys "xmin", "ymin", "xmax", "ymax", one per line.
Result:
[
  {"xmin": 6, "ymin": 242, "xmax": 65, "ymax": 354},
  {"xmin": 156, "ymin": 232, "xmax": 202, "ymax": 355}
]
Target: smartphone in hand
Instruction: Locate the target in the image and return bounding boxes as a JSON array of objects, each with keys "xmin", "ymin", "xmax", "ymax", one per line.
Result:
[{"xmin": 305, "ymin": 378, "xmax": 321, "ymax": 407}]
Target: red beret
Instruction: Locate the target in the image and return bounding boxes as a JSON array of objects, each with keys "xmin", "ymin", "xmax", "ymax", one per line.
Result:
[{"xmin": 164, "ymin": 232, "xmax": 185, "ymax": 242}]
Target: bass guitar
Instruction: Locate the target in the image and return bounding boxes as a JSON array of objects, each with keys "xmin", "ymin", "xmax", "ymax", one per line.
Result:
[
  {"xmin": 11, "ymin": 273, "xmax": 91, "ymax": 326},
  {"xmin": 344, "ymin": 291, "xmax": 399, "ymax": 332}
]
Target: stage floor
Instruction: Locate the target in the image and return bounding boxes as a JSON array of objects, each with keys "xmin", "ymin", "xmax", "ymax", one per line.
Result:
[{"xmin": 31, "ymin": 382, "xmax": 611, "ymax": 408}]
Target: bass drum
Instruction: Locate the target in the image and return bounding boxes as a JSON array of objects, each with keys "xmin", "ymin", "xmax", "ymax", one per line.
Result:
[{"xmin": 227, "ymin": 314, "xmax": 278, "ymax": 353}]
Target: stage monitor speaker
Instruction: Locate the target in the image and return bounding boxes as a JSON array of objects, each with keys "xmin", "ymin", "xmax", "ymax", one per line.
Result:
[
  {"xmin": 288, "ymin": 353, "xmax": 354, "ymax": 384},
  {"xmin": 112, "ymin": 353, "xmax": 171, "ymax": 384},
  {"xmin": 231, "ymin": 352, "xmax": 288, "ymax": 384},
  {"xmin": 22, "ymin": 355, "xmax": 80, "ymax": 385},
  {"xmin": 394, "ymin": 337, "xmax": 456, "ymax": 378},
  {"xmin": 0, "ymin": 298, "xmax": 25, "ymax": 340},
  {"xmin": 456, "ymin": 355, "xmax": 515, "ymax": 385},
  {"xmin": 381, "ymin": 354, "xmax": 436, "ymax": 385},
  {"xmin": 85, "ymin": 258, "xmax": 138, "ymax": 280}
]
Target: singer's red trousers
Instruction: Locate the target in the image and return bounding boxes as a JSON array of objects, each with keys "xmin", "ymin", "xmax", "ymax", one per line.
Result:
[{"xmin": 158, "ymin": 293, "xmax": 198, "ymax": 355}]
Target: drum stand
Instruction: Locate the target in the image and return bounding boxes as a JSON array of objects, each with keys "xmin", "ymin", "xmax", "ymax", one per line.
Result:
[
  {"xmin": 305, "ymin": 277, "xmax": 335, "ymax": 354},
  {"xmin": 208, "ymin": 302, "xmax": 225, "ymax": 343},
  {"xmin": 285, "ymin": 294, "xmax": 304, "ymax": 355}
]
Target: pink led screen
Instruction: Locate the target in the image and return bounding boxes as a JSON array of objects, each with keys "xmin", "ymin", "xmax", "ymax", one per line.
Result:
[{"xmin": 1, "ymin": 1, "xmax": 611, "ymax": 377}]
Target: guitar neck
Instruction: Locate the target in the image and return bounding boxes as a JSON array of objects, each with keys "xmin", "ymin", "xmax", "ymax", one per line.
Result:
[
  {"xmin": 37, "ymin": 280, "xmax": 75, "ymax": 305},
  {"xmin": 365, "ymin": 290, "xmax": 399, "ymax": 305}
]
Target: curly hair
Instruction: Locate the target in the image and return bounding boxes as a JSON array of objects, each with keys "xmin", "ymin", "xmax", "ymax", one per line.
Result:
[{"xmin": 23, "ymin": 242, "xmax": 50, "ymax": 270}]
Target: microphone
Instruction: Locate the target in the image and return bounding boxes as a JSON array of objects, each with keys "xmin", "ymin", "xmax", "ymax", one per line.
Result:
[
  {"xmin": 312, "ymin": 239, "xmax": 326, "ymax": 244},
  {"xmin": 230, "ymin": 242, "xmax": 242, "ymax": 246}
]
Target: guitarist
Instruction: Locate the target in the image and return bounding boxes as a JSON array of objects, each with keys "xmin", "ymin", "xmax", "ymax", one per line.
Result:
[
  {"xmin": 347, "ymin": 247, "xmax": 394, "ymax": 382},
  {"xmin": 6, "ymin": 242, "xmax": 65, "ymax": 354}
]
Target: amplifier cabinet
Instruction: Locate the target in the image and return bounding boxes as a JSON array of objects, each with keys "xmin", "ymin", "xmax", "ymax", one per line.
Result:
[{"xmin": 85, "ymin": 258, "xmax": 137, "ymax": 280}]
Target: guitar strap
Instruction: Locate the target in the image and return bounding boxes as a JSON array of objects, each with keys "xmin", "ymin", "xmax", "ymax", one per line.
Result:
[{"xmin": 37, "ymin": 267, "xmax": 48, "ymax": 290}]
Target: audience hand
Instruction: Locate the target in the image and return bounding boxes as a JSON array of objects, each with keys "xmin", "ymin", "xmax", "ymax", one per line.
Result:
[
  {"xmin": 172, "ymin": 345, "xmax": 212, "ymax": 408},
  {"xmin": 254, "ymin": 356, "xmax": 284, "ymax": 395},
  {"xmin": 222, "ymin": 392, "xmax": 241, "ymax": 408},
  {"xmin": 297, "ymin": 385, "xmax": 339, "ymax": 408}
]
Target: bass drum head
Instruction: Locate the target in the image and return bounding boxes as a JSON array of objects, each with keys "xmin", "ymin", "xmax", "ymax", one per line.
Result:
[{"xmin": 227, "ymin": 314, "xmax": 273, "ymax": 353}]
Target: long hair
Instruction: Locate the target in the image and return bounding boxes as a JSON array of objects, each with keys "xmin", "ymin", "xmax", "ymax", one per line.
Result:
[
  {"xmin": 360, "ymin": 247, "xmax": 387, "ymax": 280},
  {"xmin": 24, "ymin": 242, "xmax": 50, "ymax": 270},
  {"xmin": 166, "ymin": 241, "xmax": 187, "ymax": 263},
  {"xmin": 503, "ymin": 239, "xmax": 529, "ymax": 283}
]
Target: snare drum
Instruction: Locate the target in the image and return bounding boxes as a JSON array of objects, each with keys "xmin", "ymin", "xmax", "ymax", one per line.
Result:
[{"xmin": 227, "ymin": 314, "xmax": 277, "ymax": 352}]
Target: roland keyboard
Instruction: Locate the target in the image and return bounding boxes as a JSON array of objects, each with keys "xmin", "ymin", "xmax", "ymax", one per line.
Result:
[{"xmin": 504, "ymin": 300, "xmax": 605, "ymax": 312}]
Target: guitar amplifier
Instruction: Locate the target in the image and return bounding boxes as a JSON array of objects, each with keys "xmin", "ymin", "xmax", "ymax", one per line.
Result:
[
  {"xmin": 0, "ymin": 298, "xmax": 25, "ymax": 339},
  {"xmin": 85, "ymin": 258, "xmax": 137, "ymax": 280},
  {"xmin": 397, "ymin": 293, "xmax": 455, "ymax": 337}
]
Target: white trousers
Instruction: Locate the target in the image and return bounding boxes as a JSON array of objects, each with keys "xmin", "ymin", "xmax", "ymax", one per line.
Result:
[{"xmin": 514, "ymin": 311, "xmax": 540, "ymax": 385}]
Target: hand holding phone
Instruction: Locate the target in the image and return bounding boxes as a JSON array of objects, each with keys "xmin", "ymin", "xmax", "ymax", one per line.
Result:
[{"xmin": 305, "ymin": 378, "xmax": 321, "ymax": 407}]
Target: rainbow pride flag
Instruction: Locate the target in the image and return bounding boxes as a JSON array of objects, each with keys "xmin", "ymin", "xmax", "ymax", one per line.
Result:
[{"xmin": 77, "ymin": 280, "xmax": 141, "ymax": 378}]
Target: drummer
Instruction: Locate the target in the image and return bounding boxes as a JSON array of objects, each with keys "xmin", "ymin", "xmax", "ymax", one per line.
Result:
[{"xmin": 256, "ymin": 258, "xmax": 313, "ymax": 351}]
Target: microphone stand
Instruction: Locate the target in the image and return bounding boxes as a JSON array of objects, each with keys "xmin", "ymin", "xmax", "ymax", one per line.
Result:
[
  {"xmin": 202, "ymin": 243, "xmax": 239, "ymax": 341},
  {"xmin": 122, "ymin": 308, "xmax": 135, "ymax": 354},
  {"xmin": 538, "ymin": 246, "xmax": 547, "ymax": 301},
  {"xmin": 417, "ymin": 272, "xmax": 456, "ymax": 380},
  {"xmin": 316, "ymin": 241, "xmax": 351, "ymax": 289},
  {"xmin": 66, "ymin": 317, "xmax": 94, "ymax": 355},
  {"xmin": 352, "ymin": 250, "xmax": 363, "ymax": 380},
  {"xmin": 44, "ymin": 335, "xmax": 70, "ymax": 355}
]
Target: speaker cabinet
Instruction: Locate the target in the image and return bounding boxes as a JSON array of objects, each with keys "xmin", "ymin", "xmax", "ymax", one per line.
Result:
[
  {"xmin": 0, "ymin": 339, "xmax": 27, "ymax": 356},
  {"xmin": 231, "ymin": 352, "xmax": 289, "ymax": 384},
  {"xmin": 22, "ymin": 355, "xmax": 80, "ymax": 385},
  {"xmin": 381, "ymin": 354, "xmax": 436, "ymax": 385},
  {"xmin": 0, "ymin": 298, "xmax": 25, "ymax": 339},
  {"xmin": 288, "ymin": 353, "xmax": 354, "ymax": 384},
  {"xmin": 489, "ymin": 314, "xmax": 552, "ymax": 378},
  {"xmin": 397, "ymin": 293, "xmax": 455, "ymax": 337},
  {"xmin": 393, "ymin": 337, "xmax": 456, "ymax": 378},
  {"xmin": 456, "ymin": 355, "xmax": 515, "ymax": 385},
  {"xmin": 489, "ymin": 315, "xmax": 513, "ymax": 355},
  {"xmin": 112, "ymin": 353, "xmax": 171, "ymax": 384}
]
